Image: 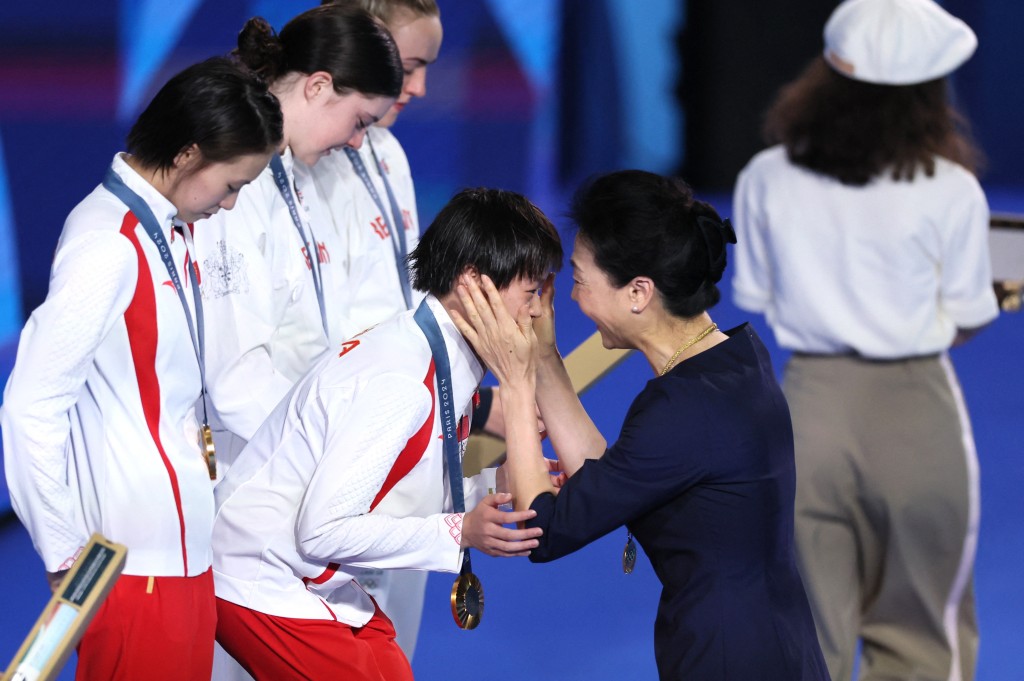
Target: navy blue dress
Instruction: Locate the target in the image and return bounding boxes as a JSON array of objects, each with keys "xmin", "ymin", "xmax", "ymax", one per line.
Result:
[{"xmin": 528, "ymin": 325, "xmax": 829, "ymax": 680}]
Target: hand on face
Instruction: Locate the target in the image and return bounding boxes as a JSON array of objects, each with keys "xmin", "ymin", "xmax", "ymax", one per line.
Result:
[
  {"xmin": 533, "ymin": 272, "xmax": 559, "ymax": 362},
  {"xmin": 452, "ymin": 274, "xmax": 536, "ymax": 389}
]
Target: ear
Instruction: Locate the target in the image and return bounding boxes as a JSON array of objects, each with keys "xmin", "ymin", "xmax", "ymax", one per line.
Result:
[
  {"xmin": 172, "ymin": 143, "xmax": 200, "ymax": 170},
  {"xmin": 457, "ymin": 265, "xmax": 480, "ymax": 288},
  {"xmin": 303, "ymin": 71, "xmax": 335, "ymax": 102},
  {"xmin": 628, "ymin": 276, "xmax": 655, "ymax": 313}
]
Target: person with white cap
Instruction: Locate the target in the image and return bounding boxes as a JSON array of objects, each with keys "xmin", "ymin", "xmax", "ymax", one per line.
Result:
[{"xmin": 731, "ymin": 0, "xmax": 998, "ymax": 680}]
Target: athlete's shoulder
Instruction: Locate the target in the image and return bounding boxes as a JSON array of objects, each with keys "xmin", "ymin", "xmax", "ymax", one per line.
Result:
[
  {"xmin": 57, "ymin": 187, "xmax": 138, "ymax": 261},
  {"xmin": 371, "ymin": 128, "xmax": 410, "ymax": 174},
  {"xmin": 327, "ymin": 314, "xmax": 425, "ymax": 372}
]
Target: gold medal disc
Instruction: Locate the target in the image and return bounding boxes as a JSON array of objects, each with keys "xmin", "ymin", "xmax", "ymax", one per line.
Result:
[
  {"xmin": 200, "ymin": 424, "xmax": 217, "ymax": 480},
  {"xmin": 450, "ymin": 571, "xmax": 484, "ymax": 629}
]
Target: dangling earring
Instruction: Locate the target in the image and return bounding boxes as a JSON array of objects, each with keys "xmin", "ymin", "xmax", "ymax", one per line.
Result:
[{"xmin": 631, "ymin": 306, "xmax": 640, "ymax": 314}]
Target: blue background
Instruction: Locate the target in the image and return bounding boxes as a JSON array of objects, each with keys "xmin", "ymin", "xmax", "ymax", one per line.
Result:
[{"xmin": 1, "ymin": 1, "xmax": 1021, "ymax": 679}]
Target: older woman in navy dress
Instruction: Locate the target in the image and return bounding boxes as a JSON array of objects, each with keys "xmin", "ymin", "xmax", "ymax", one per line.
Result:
[{"xmin": 453, "ymin": 170, "xmax": 829, "ymax": 680}]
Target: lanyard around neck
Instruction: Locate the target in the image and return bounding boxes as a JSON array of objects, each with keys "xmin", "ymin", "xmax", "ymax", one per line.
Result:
[
  {"xmin": 413, "ymin": 299, "xmax": 466, "ymax": 513},
  {"xmin": 102, "ymin": 166, "xmax": 209, "ymax": 425},
  {"xmin": 269, "ymin": 154, "xmax": 329, "ymax": 336},
  {"xmin": 344, "ymin": 139, "xmax": 413, "ymax": 310}
]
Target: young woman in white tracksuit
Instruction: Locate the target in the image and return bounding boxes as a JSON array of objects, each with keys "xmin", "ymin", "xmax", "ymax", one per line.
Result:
[
  {"xmin": 313, "ymin": 0, "xmax": 441, "ymax": 335},
  {"xmin": 731, "ymin": 1, "xmax": 999, "ymax": 679},
  {"xmin": 211, "ymin": 188, "xmax": 563, "ymax": 681},
  {"xmin": 0, "ymin": 58, "xmax": 282, "ymax": 681},
  {"xmin": 195, "ymin": 9, "xmax": 401, "ymax": 681},
  {"xmin": 193, "ymin": 5, "xmax": 402, "ymax": 473},
  {"xmin": 310, "ymin": 0, "xmax": 443, "ymax": 657}
]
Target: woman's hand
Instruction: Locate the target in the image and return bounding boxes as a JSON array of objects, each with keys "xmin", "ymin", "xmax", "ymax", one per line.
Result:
[
  {"xmin": 533, "ymin": 273, "xmax": 559, "ymax": 364},
  {"xmin": 452, "ymin": 274, "xmax": 536, "ymax": 389},
  {"xmin": 47, "ymin": 569, "xmax": 68, "ymax": 593},
  {"xmin": 545, "ymin": 456, "xmax": 568, "ymax": 489},
  {"xmin": 460, "ymin": 493, "xmax": 543, "ymax": 556},
  {"xmin": 494, "ymin": 459, "xmax": 565, "ymax": 495}
]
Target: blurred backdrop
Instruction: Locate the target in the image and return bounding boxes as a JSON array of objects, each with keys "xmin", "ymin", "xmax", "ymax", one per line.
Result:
[{"xmin": 0, "ymin": 1, "xmax": 1021, "ymax": 679}]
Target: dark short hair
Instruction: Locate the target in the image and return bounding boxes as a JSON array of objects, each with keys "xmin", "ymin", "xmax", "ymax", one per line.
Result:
[
  {"xmin": 236, "ymin": 5, "xmax": 402, "ymax": 99},
  {"xmin": 570, "ymin": 170, "xmax": 732, "ymax": 319},
  {"xmin": 764, "ymin": 56, "xmax": 982, "ymax": 185},
  {"xmin": 125, "ymin": 57, "xmax": 283, "ymax": 173},
  {"xmin": 409, "ymin": 188, "xmax": 563, "ymax": 296}
]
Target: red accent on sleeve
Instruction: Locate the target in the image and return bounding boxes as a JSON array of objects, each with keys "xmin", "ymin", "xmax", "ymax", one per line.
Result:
[{"xmin": 368, "ymin": 361, "xmax": 437, "ymax": 511}]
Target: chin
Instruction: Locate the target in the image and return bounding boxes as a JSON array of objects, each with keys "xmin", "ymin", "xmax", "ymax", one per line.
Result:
[
  {"xmin": 297, "ymin": 151, "xmax": 323, "ymax": 167},
  {"xmin": 597, "ymin": 329, "xmax": 629, "ymax": 351}
]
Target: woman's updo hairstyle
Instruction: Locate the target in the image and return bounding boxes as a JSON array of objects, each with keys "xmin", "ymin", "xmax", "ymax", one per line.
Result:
[
  {"xmin": 570, "ymin": 170, "xmax": 736, "ymax": 319},
  {"xmin": 235, "ymin": 4, "xmax": 402, "ymax": 99}
]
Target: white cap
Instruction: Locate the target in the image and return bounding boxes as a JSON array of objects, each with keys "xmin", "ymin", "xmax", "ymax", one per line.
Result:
[{"xmin": 823, "ymin": 0, "xmax": 977, "ymax": 85}]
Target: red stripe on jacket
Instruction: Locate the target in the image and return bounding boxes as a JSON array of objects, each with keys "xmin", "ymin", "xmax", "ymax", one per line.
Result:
[
  {"xmin": 300, "ymin": 361, "xmax": 439, "ymax": 618},
  {"xmin": 120, "ymin": 213, "xmax": 189, "ymax": 574},
  {"xmin": 301, "ymin": 563, "xmax": 342, "ymax": 620},
  {"xmin": 369, "ymin": 360, "xmax": 437, "ymax": 512}
]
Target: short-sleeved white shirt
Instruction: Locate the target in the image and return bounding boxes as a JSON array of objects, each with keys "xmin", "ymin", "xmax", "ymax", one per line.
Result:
[{"xmin": 732, "ymin": 146, "xmax": 998, "ymax": 357}]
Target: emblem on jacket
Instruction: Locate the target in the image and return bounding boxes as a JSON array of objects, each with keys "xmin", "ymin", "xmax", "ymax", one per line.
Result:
[{"xmin": 201, "ymin": 240, "xmax": 249, "ymax": 299}]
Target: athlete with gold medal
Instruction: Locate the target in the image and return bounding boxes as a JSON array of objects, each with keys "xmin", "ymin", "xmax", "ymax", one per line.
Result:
[{"xmin": 209, "ymin": 187, "xmax": 562, "ymax": 679}]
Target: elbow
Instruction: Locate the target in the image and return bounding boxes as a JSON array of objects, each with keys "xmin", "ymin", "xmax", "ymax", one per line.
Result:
[
  {"xmin": 297, "ymin": 540, "xmax": 330, "ymax": 564},
  {"xmin": 1, "ymin": 399, "xmax": 48, "ymax": 445},
  {"xmin": 0, "ymin": 384, "xmax": 32, "ymax": 423},
  {"xmin": 525, "ymin": 515, "xmax": 557, "ymax": 563},
  {"xmin": 952, "ymin": 323, "xmax": 990, "ymax": 346},
  {"xmin": 295, "ymin": 513, "xmax": 361, "ymax": 565},
  {"xmin": 295, "ymin": 514, "xmax": 334, "ymax": 563},
  {"xmin": 296, "ymin": 528, "xmax": 337, "ymax": 564}
]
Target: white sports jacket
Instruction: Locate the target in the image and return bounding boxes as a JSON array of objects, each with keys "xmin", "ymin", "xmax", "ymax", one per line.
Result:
[
  {"xmin": 194, "ymin": 148, "xmax": 340, "ymax": 469},
  {"xmin": 2, "ymin": 154, "xmax": 213, "ymax": 577},
  {"xmin": 211, "ymin": 296, "xmax": 489, "ymax": 625},
  {"xmin": 313, "ymin": 127, "xmax": 424, "ymax": 337}
]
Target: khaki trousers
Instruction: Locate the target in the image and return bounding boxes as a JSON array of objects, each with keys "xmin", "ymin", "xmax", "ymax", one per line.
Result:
[{"xmin": 784, "ymin": 354, "xmax": 979, "ymax": 681}]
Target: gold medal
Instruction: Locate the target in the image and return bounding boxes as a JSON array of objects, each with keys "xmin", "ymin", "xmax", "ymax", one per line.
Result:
[
  {"xmin": 450, "ymin": 571, "xmax": 484, "ymax": 629},
  {"xmin": 622, "ymin": 531, "xmax": 637, "ymax": 574},
  {"xmin": 199, "ymin": 424, "xmax": 217, "ymax": 480}
]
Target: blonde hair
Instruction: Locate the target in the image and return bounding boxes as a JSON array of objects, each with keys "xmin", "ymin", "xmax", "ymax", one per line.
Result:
[{"xmin": 322, "ymin": 0, "xmax": 439, "ymax": 25}]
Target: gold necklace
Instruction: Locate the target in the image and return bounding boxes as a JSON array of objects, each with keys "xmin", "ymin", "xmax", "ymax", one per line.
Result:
[{"xmin": 659, "ymin": 323, "xmax": 718, "ymax": 376}]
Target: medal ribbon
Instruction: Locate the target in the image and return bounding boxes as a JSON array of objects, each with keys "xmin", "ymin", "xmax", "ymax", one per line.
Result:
[
  {"xmin": 413, "ymin": 299, "xmax": 473, "ymax": 576},
  {"xmin": 102, "ymin": 167, "xmax": 210, "ymax": 428},
  {"xmin": 344, "ymin": 142, "xmax": 413, "ymax": 309},
  {"xmin": 269, "ymin": 154, "xmax": 329, "ymax": 336}
]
